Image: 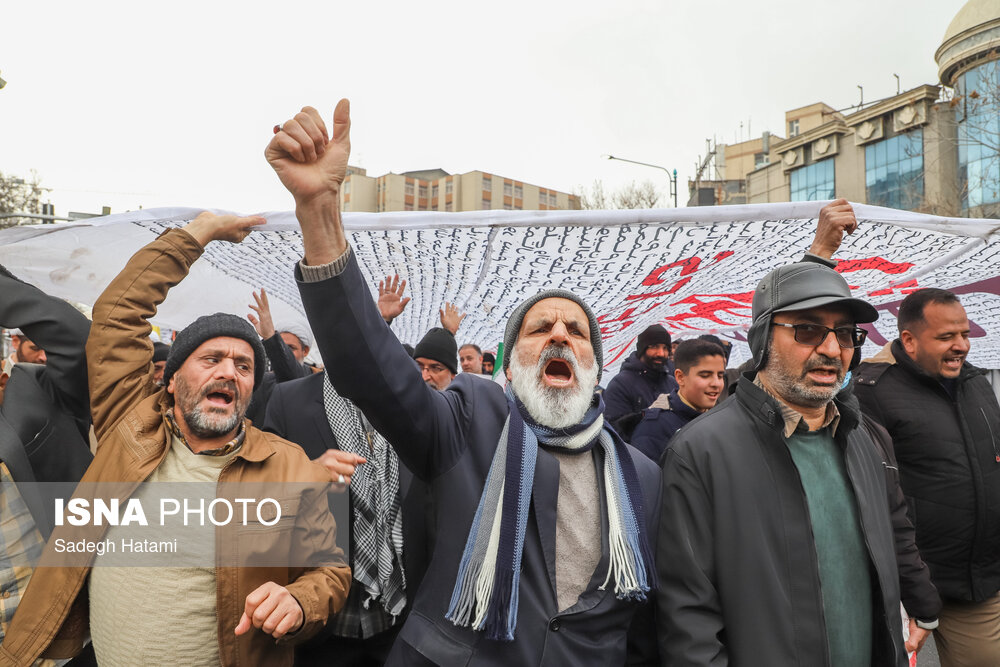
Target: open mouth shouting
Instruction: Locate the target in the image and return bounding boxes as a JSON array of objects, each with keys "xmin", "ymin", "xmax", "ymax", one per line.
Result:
[
  {"xmin": 203, "ymin": 382, "xmax": 237, "ymax": 410},
  {"xmin": 543, "ymin": 357, "xmax": 575, "ymax": 388}
]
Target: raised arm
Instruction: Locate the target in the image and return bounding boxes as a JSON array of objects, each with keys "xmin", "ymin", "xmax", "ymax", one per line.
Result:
[
  {"xmin": 267, "ymin": 103, "xmax": 478, "ymax": 480},
  {"xmin": 249, "ymin": 289, "xmax": 309, "ymax": 382},
  {"xmin": 86, "ymin": 213, "xmax": 264, "ymax": 440},
  {"xmin": 805, "ymin": 198, "xmax": 858, "ymax": 264},
  {"xmin": 439, "ymin": 302, "xmax": 466, "ymax": 336},
  {"xmin": 377, "ymin": 274, "xmax": 410, "ymax": 325},
  {"xmin": 0, "ymin": 263, "xmax": 91, "ymax": 421}
]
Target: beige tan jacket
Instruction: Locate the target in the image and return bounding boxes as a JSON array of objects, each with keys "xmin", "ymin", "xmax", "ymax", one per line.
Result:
[{"xmin": 0, "ymin": 228, "xmax": 350, "ymax": 667}]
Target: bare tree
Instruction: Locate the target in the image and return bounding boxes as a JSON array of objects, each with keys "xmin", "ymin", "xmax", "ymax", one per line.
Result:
[
  {"xmin": 0, "ymin": 170, "xmax": 46, "ymax": 228},
  {"xmin": 612, "ymin": 180, "xmax": 661, "ymax": 209},
  {"xmin": 576, "ymin": 179, "xmax": 662, "ymax": 210}
]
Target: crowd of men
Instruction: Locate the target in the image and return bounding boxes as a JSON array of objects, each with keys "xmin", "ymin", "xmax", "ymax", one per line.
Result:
[{"xmin": 0, "ymin": 99, "xmax": 997, "ymax": 667}]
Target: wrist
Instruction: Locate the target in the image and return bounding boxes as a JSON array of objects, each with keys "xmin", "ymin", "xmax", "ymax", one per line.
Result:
[
  {"xmin": 183, "ymin": 221, "xmax": 212, "ymax": 249},
  {"xmin": 807, "ymin": 243, "xmax": 835, "ymax": 259}
]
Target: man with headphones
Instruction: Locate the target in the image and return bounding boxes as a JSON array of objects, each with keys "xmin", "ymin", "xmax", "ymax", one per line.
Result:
[{"xmin": 655, "ymin": 229, "xmax": 908, "ymax": 666}]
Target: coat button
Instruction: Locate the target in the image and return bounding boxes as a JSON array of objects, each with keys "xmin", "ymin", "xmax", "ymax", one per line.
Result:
[{"xmin": 549, "ymin": 618, "xmax": 561, "ymax": 632}]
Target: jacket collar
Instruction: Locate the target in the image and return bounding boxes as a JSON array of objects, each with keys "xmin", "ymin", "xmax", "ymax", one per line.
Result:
[
  {"xmin": 668, "ymin": 390, "xmax": 703, "ymax": 422},
  {"xmin": 735, "ymin": 370, "xmax": 860, "ymax": 438},
  {"xmin": 157, "ymin": 395, "xmax": 274, "ymax": 465},
  {"xmin": 622, "ymin": 350, "xmax": 668, "ymax": 377},
  {"xmin": 889, "ymin": 338, "xmax": 984, "ymax": 384}
]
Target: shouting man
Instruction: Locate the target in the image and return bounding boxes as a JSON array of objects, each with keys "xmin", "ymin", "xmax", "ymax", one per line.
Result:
[
  {"xmin": 1, "ymin": 213, "xmax": 350, "ymax": 666},
  {"xmin": 266, "ymin": 101, "xmax": 660, "ymax": 665}
]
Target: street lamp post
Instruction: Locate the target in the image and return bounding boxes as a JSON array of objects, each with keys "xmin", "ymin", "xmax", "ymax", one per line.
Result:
[{"xmin": 605, "ymin": 155, "xmax": 678, "ymax": 207}]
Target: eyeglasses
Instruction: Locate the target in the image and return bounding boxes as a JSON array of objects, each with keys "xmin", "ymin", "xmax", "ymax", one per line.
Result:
[{"xmin": 772, "ymin": 322, "xmax": 868, "ymax": 349}]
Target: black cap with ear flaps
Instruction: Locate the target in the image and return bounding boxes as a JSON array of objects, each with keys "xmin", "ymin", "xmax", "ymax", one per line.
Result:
[{"xmin": 747, "ymin": 262, "xmax": 878, "ymax": 371}]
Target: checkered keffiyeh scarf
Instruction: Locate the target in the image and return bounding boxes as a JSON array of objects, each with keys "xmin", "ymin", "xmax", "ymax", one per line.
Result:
[
  {"xmin": 322, "ymin": 373, "xmax": 406, "ymax": 618},
  {"xmin": 445, "ymin": 386, "xmax": 654, "ymax": 641}
]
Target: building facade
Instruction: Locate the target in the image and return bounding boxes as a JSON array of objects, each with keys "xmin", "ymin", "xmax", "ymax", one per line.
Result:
[
  {"xmin": 691, "ymin": 0, "xmax": 1000, "ymax": 219},
  {"xmin": 342, "ymin": 167, "xmax": 581, "ymax": 213}
]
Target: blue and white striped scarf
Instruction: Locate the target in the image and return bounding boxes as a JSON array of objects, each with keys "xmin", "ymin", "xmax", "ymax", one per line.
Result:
[{"xmin": 445, "ymin": 385, "xmax": 654, "ymax": 641}]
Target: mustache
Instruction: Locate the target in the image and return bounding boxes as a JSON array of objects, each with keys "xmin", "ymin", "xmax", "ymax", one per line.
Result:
[
  {"xmin": 200, "ymin": 380, "xmax": 239, "ymax": 401},
  {"xmin": 802, "ymin": 354, "xmax": 843, "ymax": 374},
  {"xmin": 537, "ymin": 343, "xmax": 579, "ymax": 370}
]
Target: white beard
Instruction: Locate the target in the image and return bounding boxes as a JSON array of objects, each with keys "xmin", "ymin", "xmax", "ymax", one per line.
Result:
[{"xmin": 509, "ymin": 343, "xmax": 598, "ymax": 429}]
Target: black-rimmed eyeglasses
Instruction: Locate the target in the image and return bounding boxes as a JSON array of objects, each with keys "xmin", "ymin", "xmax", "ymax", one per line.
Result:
[{"xmin": 772, "ymin": 322, "xmax": 868, "ymax": 349}]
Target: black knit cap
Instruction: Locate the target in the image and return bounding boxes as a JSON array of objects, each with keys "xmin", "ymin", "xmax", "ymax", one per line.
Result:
[
  {"xmin": 502, "ymin": 289, "xmax": 604, "ymax": 381},
  {"xmin": 636, "ymin": 324, "xmax": 671, "ymax": 354},
  {"xmin": 413, "ymin": 327, "xmax": 458, "ymax": 374},
  {"xmin": 152, "ymin": 342, "xmax": 171, "ymax": 363},
  {"xmin": 163, "ymin": 313, "xmax": 266, "ymax": 389}
]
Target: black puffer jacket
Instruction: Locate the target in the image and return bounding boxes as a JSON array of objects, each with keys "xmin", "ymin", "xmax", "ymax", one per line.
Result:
[
  {"xmin": 856, "ymin": 341, "xmax": 1000, "ymax": 603},
  {"xmin": 603, "ymin": 351, "xmax": 677, "ymax": 440}
]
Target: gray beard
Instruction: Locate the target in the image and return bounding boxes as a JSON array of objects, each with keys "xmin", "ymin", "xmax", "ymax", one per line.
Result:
[
  {"xmin": 174, "ymin": 376, "xmax": 248, "ymax": 439},
  {"xmin": 509, "ymin": 344, "xmax": 598, "ymax": 429}
]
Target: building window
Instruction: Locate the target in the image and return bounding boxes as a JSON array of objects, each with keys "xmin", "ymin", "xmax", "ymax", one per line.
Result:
[
  {"xmin": 958, "ymin": 60, "xmax": 1000, "ymax": 212},
  {"xmin": 865, "ymin": 129, "xmax": 924, "ymax": 210},
  {"xmin": 503, "ymin": 182, "xmax": 512, "ymax": 196},
  {"xmin": 482, "ymin": 177, "xmax": 492, "ymax": 192},
  {"xmin": 446, "ymin": 202, "xmax": 453, "ymax": 212},
  {"xmin": 445, "ymin": 181, "xmax": 453, "ymax": 195},
  {"xmin": 481, "ymin": 198, "xmax": 490, "ymax": 210},
  {"xmin": 503, "ymin": 202, "xmax": 512, "ymax": 210},
  {"xmin": 419, "ymin": 184, "xmax": 428, "ymax": 198},
  {"xmin": 754, "ymin": 152, "xmax": 769, "ymax": 168},
  {"xmin": 418, "ymin": 203, "xmax": 426, "ymax": 211},
  {"xmin": 549, "ymin": 193, "xmax": 559, "ymax": 206},
  {"xmin": 343, "ymin": 180, "xmax": 351, "ymax": 193},
  {"xmin": 790, "ymin": 159, "xmax": 835, "ymax": 201},
  {"xmin": 514, "ymin": 184, "xmax": 523, "ymax": 199},
  {"xmin": 432, "ymin": 184, "xmax": 439, "ymax": 198},
  {"xmin": 404, "ymin": 202, "xmax": 413, "ymax": 211},
  {"xmin": 405, "ymin": 182, "xmax": 414, "ymax": 196},
  {"xmin": 788, "ymin": 119, "xmax": 800, "ymax": 137}
]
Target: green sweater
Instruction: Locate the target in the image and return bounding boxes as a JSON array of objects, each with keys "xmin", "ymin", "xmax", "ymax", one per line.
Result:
[{"xmin": 786, "ymin": 429, "xmax": 873, "ymax": 667}]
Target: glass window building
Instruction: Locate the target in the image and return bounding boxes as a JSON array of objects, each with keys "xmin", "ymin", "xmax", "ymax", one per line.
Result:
[
  {"xmin": 865, "ymin": 130, "xmax": 924, "ymax": 210},
  {"xmin": 957, "ymin": 60, "xmax": 1000, "ymax": 212},
  {"xmin": 790, "ymin": 159, "xmax": 835, "ymax": 201}
]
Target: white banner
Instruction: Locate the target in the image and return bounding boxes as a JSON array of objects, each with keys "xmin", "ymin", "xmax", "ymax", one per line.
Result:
[{"xmin": 2, "ymin": 202, "xmax": 999, "ymax": 376}]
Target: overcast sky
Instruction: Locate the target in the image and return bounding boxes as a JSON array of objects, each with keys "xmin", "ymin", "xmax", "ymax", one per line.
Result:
[{"xmin": 2, "ymin": 0, "xmax": 966, "ymax": 217}]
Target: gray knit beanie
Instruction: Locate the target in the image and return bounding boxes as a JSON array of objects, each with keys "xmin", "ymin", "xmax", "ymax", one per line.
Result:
[
  {"xmin": 163, "ymin": 313, "xmax": 266, "ymax": 389},
  {"xmin": 502, "ymin": 289, "xmax": 604, "ymax": 380}
]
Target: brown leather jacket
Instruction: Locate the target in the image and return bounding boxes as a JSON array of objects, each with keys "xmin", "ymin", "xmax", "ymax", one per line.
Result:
[{"xmin": 0, "ymin": 228, "xmax": 351, "ymax": 667}]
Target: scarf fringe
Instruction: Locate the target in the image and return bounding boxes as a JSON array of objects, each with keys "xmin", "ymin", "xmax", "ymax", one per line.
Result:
[{"xmin": 448, "ymin": 388, "xmax": 652, "ymax": 641}]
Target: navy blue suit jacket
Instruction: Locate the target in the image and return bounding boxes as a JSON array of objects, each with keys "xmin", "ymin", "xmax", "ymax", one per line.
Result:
[{"xmin": 296, "ymin": 252, "xmax": 661, "ymax": 666}]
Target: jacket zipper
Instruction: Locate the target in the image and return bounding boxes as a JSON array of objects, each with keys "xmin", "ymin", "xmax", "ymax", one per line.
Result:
[{"xmin": 979, "ymin": 407, "xmax": 1000, "ymax": 463}]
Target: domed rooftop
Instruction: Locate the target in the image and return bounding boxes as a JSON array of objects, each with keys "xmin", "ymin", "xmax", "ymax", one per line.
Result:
[
  {"xmin": 937, "ymin": 0, "xmax": 1000, "ymax": 84},
  {"xmin": 943, "ymin": 0, "xmax": 1000, "ymax": 44}
]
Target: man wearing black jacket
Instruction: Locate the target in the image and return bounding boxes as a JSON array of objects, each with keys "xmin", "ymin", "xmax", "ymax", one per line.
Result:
[
  {"xmin": 856, "ymin": 288, "xmax": 1000, "ymax": 667},
  {"xmin": 0, "ymin": 264, "xmax": 93, "ymax": 645},
  {"xmin": 657, "ymin": 241, "xmax": 906, "ymax": 665}
]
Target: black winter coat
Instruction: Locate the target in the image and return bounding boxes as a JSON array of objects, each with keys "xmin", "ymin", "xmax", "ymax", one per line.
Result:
[
  {"xmin": 603, "ymin": 352, "xmax": 677, "ymax": 440},
  {"xmin": 0, "ymin": 265, "xmax": 93, "ymax": 537},
  {"xmin": 658, "ymin": 374, "xmax": 906, "ymax": 667},
  {"xmin": 856, "ymin": 341, "xmax": 1000, "ymax": 603},
  {"xmin": 297, "ymin": 251, "xmax": 662, "ymax": 666}
]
